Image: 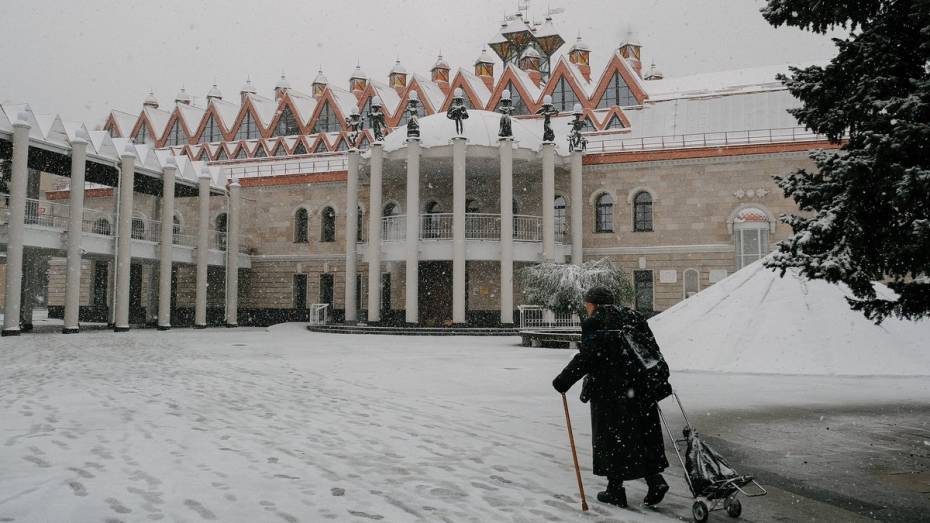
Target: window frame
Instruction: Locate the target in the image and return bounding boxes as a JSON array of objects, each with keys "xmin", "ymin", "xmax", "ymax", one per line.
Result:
[
  {"xmin": 633, "ymin": 191, "xmax": 653, "ymax": 232},
  {"xmin": 294, "ymin": 208, "xmax": 309, "ymax": 243},
  {"xmin": 320, "ymin": 206, "xmax": 336, "ymax": 243},
  {"xmin": 594, "ymin": 193, "xmax": 614, "ymax": 233}
]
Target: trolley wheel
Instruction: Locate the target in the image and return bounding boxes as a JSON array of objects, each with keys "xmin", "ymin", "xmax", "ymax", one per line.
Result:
[
  {"xmin": 692, "ymin": 501, "xmax": 709, "ymax": 523},
  {"xmin": 725, "ymin": 497, "xmax": 742, "ymax": 518}
]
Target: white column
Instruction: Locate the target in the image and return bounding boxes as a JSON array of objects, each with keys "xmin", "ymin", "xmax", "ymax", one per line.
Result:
[
  {"xmin": 452, "ymin": 136, "xmax": 467, "ymax": 324},
  {"xmin": 114, "ymin": 146, "xmax": 136, "ymax": 332},
  {"xmin": 195, "ymin": 168, "xmax": 211, "ymax": 328},
  {"xmin": 499, "ymin": 138, "xmax": 514, "ymax": 325},
  {"xmin": 542, "ymin": 142, "xmax": 555, "ymax": 261},
  {"xmin": 63, "ymin": 136, "xmax": 88, "ymax": 334},
  {"xmin": 570, "ymin": 150, "xmax": 584, "ymax": 265},
  {"xmin": 344, "ymin": 149, "xmax": 359, "ymax": 323},
  {"xmin": 405, "ymin": 138, "xmax": 420, "ymax": 324},
  {"xmin": 157, "ymin": 159, "xmax": 176, "ymax": 330},
  {"xmin": 225, "ymin": 179, "xmax": 240, "ymax": 327},
  {"xmin": 367, "ymin": 143, "xmax": 383, "ymax": 323},
  {"xmin": 1, "ymin": 115, "xmax": 30, "ymax": 336}
]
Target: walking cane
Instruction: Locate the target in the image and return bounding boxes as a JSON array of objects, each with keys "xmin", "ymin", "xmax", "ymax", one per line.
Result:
[{"xmin": 561, "ymin": 392, "xmax": 589, "ymax": 512}]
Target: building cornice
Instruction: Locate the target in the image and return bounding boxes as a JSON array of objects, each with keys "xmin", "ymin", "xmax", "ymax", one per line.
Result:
[{"xmin": 584, "ymin": 243, "xmax": 734, "ymax": 255}]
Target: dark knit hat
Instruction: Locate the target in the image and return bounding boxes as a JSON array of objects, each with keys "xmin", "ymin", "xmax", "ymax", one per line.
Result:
[{"xmin": 583, "ymin": 286, "xmax": 615, "ymax": 305}]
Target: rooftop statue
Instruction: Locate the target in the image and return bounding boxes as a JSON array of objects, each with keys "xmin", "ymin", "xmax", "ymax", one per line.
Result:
[
  {"xmin": 498, "ymin": 89, "xmax": 514, "ymax": 139},
  {"xmin": 346, "ymin": 108, "xmax": 363, "ymax": 149},
  {"xmin": 536, "ymin": 94, "xmax": 558, "ymax": 143},
  {"xmin": 446, "ymin": 88, "xmax": 469, "ymax": 135},
  {"xmin": 406, "ymin": 91, "xmax": 421, "ymax": 139},
  {"xmin": 368, "ymin": 97, "xmax": 386, "ymax": 142}
]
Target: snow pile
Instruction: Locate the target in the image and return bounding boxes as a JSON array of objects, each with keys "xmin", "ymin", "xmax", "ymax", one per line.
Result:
[{"xmin": 649, "ymin": 260, "xmax": 930, "ymax": 376}]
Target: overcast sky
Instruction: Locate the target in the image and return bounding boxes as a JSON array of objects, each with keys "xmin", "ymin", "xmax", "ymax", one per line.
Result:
[{"xmin": 0, "ymin": 0, "xmax": 841, "ymax": 126}]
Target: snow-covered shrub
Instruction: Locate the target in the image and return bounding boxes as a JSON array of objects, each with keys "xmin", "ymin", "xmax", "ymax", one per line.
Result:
[{"xmin": 519, "ymin": 258, "xmax": 633, "ymax": 315}]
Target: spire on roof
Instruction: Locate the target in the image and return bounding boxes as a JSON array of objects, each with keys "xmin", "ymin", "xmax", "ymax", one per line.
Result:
[
  {"xmin": 431, "ymin": 53, "xmax": 451, "ymax": 84},
  {"xmin": 275, "ymin": 72, "xmax": 291, "ymax": 91},
  {"xmin": 143, "ymin": 90, "xmax": 159, "ymax": 109},
  {"xmin": 644, "ymin": 61, "xmax": 664, "ymax": 81},
  {"xmin": 206, "ymin": 84, "xmax": 223, "ymax": 102},
  {"xmin": 175, "ymin": 87, "xmax": 192, "ymax": 105},
  {"xmin": 350, "ymin": 64, "xmax": 368, "ymax": 92},
  {"xmin": 240, "ymin": 77, "xmax": 257, "ymax": 103},
  {"xmin": 389, "ymin": 59, "xmax": 408, "ymax": 91},
  {"xmin": 312, "ymin": 68, "xmax": 328, "ymax": 98}
]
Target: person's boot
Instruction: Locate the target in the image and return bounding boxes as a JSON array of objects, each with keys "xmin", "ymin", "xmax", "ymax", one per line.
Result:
[
  {"xmin": 643, "ymin": 474, "xmax": 669, "ymax": 506},
  {"xmin": 597, "ymin": 477, "xmax": 627, "ymax": 508}
]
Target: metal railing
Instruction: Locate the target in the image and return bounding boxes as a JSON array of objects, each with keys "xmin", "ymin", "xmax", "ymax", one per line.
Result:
[
  {"xmin": 132, "ymin": 217, "xmax": 162, "ymax": 243},
  {"xmin": 586, "ymin": 126, "xmax": 826, "ymax": 154},
  {"xmin": 82, "ymin": 208, "xmax": 114, "ymax": 236},
  {"xmin": 24, "ymin": 197, "xmax": 70, "ymax": 229},
  {"xmin": 420, "ymin": 213, "xmax": 453, "ymax": 240},
  {"xmin": 514, "ymin": 215, "xmax": 542, "ymax": 242},
  {"xmin": 381, "ymin": 215, "xmax": 406, "ymax": 242},
  {"xmin": 466, "ymin": 213, "xmax": 501, "ymax": 240},
  {"xmin": 518, "ymin": 305, "xmax": 581, "ymax": 329},
  {"xmin": 308, "ymin": 303, "xmax": 330, "ymax": 325},
  {"xmin": 223, "ymin": 155, "xmax": 348, "ymax": 179}
]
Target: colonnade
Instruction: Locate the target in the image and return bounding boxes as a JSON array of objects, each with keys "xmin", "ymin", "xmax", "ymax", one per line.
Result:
[
  {"xmin": 344, "ymin": 139, "xmax": 584, "ymax": 327},
  {"xmin": 0, "ymin": 113, "xmax": 240, "ymax": 336}
]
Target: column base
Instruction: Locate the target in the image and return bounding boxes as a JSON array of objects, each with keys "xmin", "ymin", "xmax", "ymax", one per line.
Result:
[
  {"xmin": 451, "ymin": 322, "xmax": 468, "ymax": 328},
  {"xmin": 114, "ymin": 326, "xmax": 130, "ymax": 333},
  {"xmin": 62, "ymin": 327, "xmax": 80, "ymax": 334},
  {"xmin": 157, "ymin": 325, "xmax": 171, "ymax": 331},
  {"xmin": 1, "ymin": 329, "xmax": 21, "ymax": 337},
  {"xmin": 21, "ymin": 323, "xmax": 33, "ymax": 332},
  {"xmin": 225, "ymin": 323, "xmax": 238, "ymax": 328},
  {"xmin": 404, "ymin": 322, "xmax": 420, "ymax": 328},
  {"xmin": 193, "ymin": 324, "xmax": 207, "ymax": 329}
]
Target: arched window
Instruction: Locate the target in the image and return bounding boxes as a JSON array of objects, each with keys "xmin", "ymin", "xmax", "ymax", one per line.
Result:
[
  {"xmin": 321, "ymin": 206, "xmax": 336, "ymax": 242},
  {"xmin": 383, "ymin": 202, "xmax": 398, "ymax": 217},
  {"xmin": 93, "ymin": 218, "xmax": 111, "ymax": 236},
  {"xmin": 633, "ymin": 191, "xmax": 653, "ymax": 232},
  {"xmin": 131, "ymin": 217, "xmax": 145, "ymax": 240},
  {"xmin": 215, "ymin": 213, "xmax": 228, "ymax": 251},
  {"xmin": 423, "ymin": 201, "xmax": 441, "ymax": 239},
  {"xmin": 683, "ymin": 269, "xmax": 700, "ymax": 298},
  {"xmin": 465, "ymin": 199, "xmax": 480, "ymax": 213},
  {"xmin": 294, "ymin": 208, "xmax": 309, "ymax": 243},
  {"xmin": 733, "ymin": 207, "xmax": 770, "ymax": 269},
  {"xmin": 554, "ymin": 195, "xmax": 567, "ymax": 243},
  {"xmin": 595, "ymin": 193, "xmax": 613, "ymax": 233}
]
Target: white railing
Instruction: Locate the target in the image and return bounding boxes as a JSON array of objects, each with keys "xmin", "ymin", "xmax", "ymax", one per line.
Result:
[
  {"xmin": 308, "ymin": 303, "xmax": 330, "ymax": 325},
  {"xmin": 82, "ymin": 208, "xmax": 114, "ymax": 236},
  {"xmin": 514, "ymin": 215, "xmax": 542, "ymax": 242},
  {"xmin": 586, "ymin": 126, "xmax": 826, "ymax": 154},
  {"xmin": 25, "ymin": 197, "xmax": 70, "ymax": 229},
  {"xmin": 223, "ymin": 154, "xmax": 348, "ymax": 179},
  {"xmin": 132, "ymin": 217, "xmax": 162, "ymax": 243},
  {"xmin": 518, "ymin": 305, "xmax": 581, "ymax": 329},
  {"xmin": 381, "ymin": 215, "xmax": 406, "ymax": 242},
  {"xmin": 420, "ymin": 213, "xmax": 453, "ymax": 240},
  {"xmin": 466, "ymin": 213, "xmax": 501, "ymax": 240}
]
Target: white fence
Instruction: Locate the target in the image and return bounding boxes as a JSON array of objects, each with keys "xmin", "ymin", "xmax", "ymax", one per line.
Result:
[
  {"xmin": 308, "ymin": 303, "xmax": 330, "ymax": 325},
  {"xmin": 586, "ymin": 126, "xmax": 826, "ymax": 154},
  {"xmin": 517, "ymin": 305, "xmax": 581, "ymax": 329}
]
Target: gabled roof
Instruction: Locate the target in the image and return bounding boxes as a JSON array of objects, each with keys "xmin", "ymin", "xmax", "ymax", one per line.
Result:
[
  {"xmin": 246, "ymin": 93, "xmax": 278, "ymax": 129},
  {"xmin": 287, "ymin": 91, "xmax": 318, "ymax": 127},
  {"xmin": 210, "ymin": 98, "xmax": 240, "ymax": 131},
  {"xmin": 409, "ymin": 74, "xmax": 446, "ymax": 113},
  {"xmin": 556, "ymin": 56, "xmax": 597, "ymax": 98},
  {"xmin": 108, "ymin": 109, "xmax": 137, "ymax": 137},
  {"xmin": 175, "ymin": 102, "xmax": 207, "ymax": 134},
  {"xmin": 366, "ymin": 80, "xmax": 403, "ymax": 117},
  {"xmin": 589, "ymin": 50, "xmax": 649, "ymax": 107},
  {"xmin": 442, "ymin": 68, "xmax": 489, "ymax": 111},
  {"xmin": 328, "ymin": 87, "xmax": 362, "ymax": 121}
]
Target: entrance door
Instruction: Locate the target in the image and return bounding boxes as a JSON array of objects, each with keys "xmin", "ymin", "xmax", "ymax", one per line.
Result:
[
  {"xmin": 93, "ymin": 262, "xmax": 108, "ymax": 307},
  {"xmin": 320, "ymin": 273, "xmax": 334, "ymax": 310},
  {"xmin": 381, "ymin": 273, "xmax": 391, "ymax": 317},
  {"xmin": 418, "ymin": 261, "xmax": 453, "ymax": 326},
  {"xmin": 293, "ymin": 274, "xmax": 308, "ymax": 309}
]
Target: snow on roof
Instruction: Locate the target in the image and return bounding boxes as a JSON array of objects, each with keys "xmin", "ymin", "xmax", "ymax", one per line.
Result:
[
  {"xmin": 507, "ymin": 64, "xmax": 543, "ymax": 102},
  {"xmin": 458, "ymin": 69, "xmax": 492, "ymax": 107},
  {"xmin": 650, "ymin": 259, "xmax": 930, "ymax": 376},
  {"xmin": 381, "ymin": 109, "xmax": 573, "ymax": 156},
  {"xmin": 206, "ymin": 84, "xmax": 223, "ymax": 99},
  {"xmin": 535, "ymin": 17, "xmax": 560, "ymax": 38},
  {"xmin": 210, "ymin": 98, "xmax": 240, "ymax": 131},
  {"xmin": 390, "ymin": 60, "xmax": 407, "ymax": 74},
  {"xmin": 328, "ymin": 87, "xmax": 361, "ymax": 119},
  {"xmin": 144, "ymin": 106, "xmax": 171, "ymax": 137},
  {"xmin": 247, "ymin": 93, "xmax": 278, "ymax": 127},
  {"xmin": 411, "ymin": 74, "xmax": 447, "ymax": 112},
  {"xmin": 176, "ymin": 102, "xmax": 206, "ymax": 134},
  {"xmin": 288, "ymin": 91, "xmax": 318, "ymax": 125},
  {"xmin": 313, "ymin": 69, "xmax": 328, "ymax": 84},
  {"xmin": 110, "ymin": 109, "xmax": 138, "ymax": 136},
  {"xmin": 643, "ymin": 62, "xmax": 819, "ymax": 101},
  {"xmin": 475, "ymin": 48, "xmax": 495, "ymax": 65},
  {"xmin": 432, "ymin": 54, "xmax": 451, "ymax": 70},
  {"xmin": 369, "ymin": 80, "xmax": 402, "ymax": 115},
  {"xmin": 275, "ymin": 73, "xmax": 291, "ymax": 90},
  {"xmin": 560, "ymin": 57, "xmax": 597, "ymax": 98}
]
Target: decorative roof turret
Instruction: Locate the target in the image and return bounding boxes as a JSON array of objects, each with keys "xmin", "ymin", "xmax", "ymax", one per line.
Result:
[
  {"xmin": 430, "ymin": 53, "xmax": 450, "ymax": 84},
  {"xmin": 644, "ymin": 61, "xmax": 664, "ymax": 81},
  {"xmin": 206, "ymin": 84, "xmax": 223, "ymax": 103},
  {"xmin": 240, "ymin": 77, "xmax": 257, "ymax": 102},
  {"xmin": 474, "ymin": 47, "xmax": 495, "ymax": 89},
  {"xmin": 174, "ymin": 87, "xmax": 192, "ymax": 105},
  {"xmin": 143, "ymin": 90, "xmax": 159, "ymax": 109},
  {"xmin": 274, "ymin": 73, "xmax": 291, "ymax": 98},
  {"xmin": 349, "ymin": 64, "xmax": 368, "ymax": 93},
  {"xmin": 312, "ymin": 68, "xmax": 328, "ymax": 98},
  {"xmin": 620, "ymin": 30, "xmax": 644, "ymax": 77},
  {"xmin": 389, "ymin": 59, "xmax": 407, "ymax": 91},
  {"xmin": 568, "ymin": 34, "xmax": 592, "ymax": 80}
]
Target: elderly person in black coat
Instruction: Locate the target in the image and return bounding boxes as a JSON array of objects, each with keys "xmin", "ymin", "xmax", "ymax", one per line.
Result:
[{"xmin": 553, "ymin": 286, "xmax": 670, "ymax": 508}]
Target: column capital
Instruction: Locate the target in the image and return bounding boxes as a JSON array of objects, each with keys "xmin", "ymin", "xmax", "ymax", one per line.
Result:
[
  {"xmin": 405, "ymin": 136, "xmax": 421, "ymax": 144},
  {"xmin": 451, "ymin": 136, "xmax": 467, "ymax": 143},
  {"xmin": 13, "ymin": 112, "xmax": 31, "ymax": 129}
]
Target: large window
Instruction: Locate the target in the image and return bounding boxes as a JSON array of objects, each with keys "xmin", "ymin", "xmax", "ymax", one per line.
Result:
[
  {"xmin": 275, "ymin": 106, "xmax": 300, "ymax": 137},
  {"xmin": 734, "ymin": 208, "xmax": 770, "ymax": 269},
  {"xmin": 200, "ymin": 114, "xmax": 223, "ymax": 143},
  {"xmin": 383, "ymin": 202, "xmax": 398, "ymax": 217},
  {"xmin": 235, "ymin": 111, "xmax": 259, "ymax": 141},
  {"xmin": 598, "ymin": 72, "xmax": 637, "ymax": 108},
  {"xmin": 293, "ymin": 274, "xmax": 307, "ymax": 309},
  {"xmin": 133, "ymin": 124, "xmax": 149, "ymax": 145},
  {"xmin": 554, "ymin": 195, "xmax": 567, "ymax": 242},
  {"xmin": 634, "ymin": 270, "xmax": 654, "ymax": 313},
  {"xmin": 321, "ymin": 207, "xmax": 336, "ymax": 242},
  {"xmin": 633, "ymin": 191, "xmax": 653, "ymax": 232},
  {"xmin": 319, "ymin": 273, "xmax": 335, "ymax": 310},
  {"xmin": 215, "ymin": 213, "xmax": 227, "ymax": 251},
  {"xmin": 215, "ymin": 147, "xmax": 229, "ymax": 161},
  {"xmin": 131, "ymin": 217, "xmax": 145, "ymax": 240},
  {"xmin": 172, "ymin": 215, "xmax": 182, "ymax": 244},
  {"xmin": 313, "ymin": 102, "xmax": 340, "ymax": 133},
  {"xmin": 504, "ymin": 81, "xmax": 529, "ymax": 115},
  {"xmin": 551, "ymin": 77, "xmax": 580, "ymax": 112},
  {"xmin": 595, "ymin": 193, "xmax": 613, "ymax": 233},
  {"xmin": 165, "ymin": 120, "xmax": 186, "ymax": 146},
  {"xmin": 292, "ymin": 140, "xmax": 308, "ymax": 155},
  {"xmin": 294, "ymin": 208, "xmax": 309, "ymax": 243},
  {"xmin": 93, "ymin": 218, "xmax": 111, "ymax": 236},
  {"xmin": 684, "ymin": 269, "xmax": 700, "ymax": 298}
]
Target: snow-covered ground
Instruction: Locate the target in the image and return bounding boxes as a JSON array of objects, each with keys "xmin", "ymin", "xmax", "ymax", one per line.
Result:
[
  {"xmin": 651, "ymin": 260, "xmax": 930, "ymax": 376},
  {"xmin": 2, "ymin": 325, "xmax": 929, "ymax": 522}
]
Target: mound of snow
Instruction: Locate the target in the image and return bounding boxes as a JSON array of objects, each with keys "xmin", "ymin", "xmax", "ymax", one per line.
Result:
[{"xmin": 649, "ymin": 260, "xmax": 930, "ymax": 376}]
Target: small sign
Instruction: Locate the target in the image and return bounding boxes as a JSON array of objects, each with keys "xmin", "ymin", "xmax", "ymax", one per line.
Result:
[{"xmin": 659, "ymin": 270, "xmax": 677, "ymax": 284}]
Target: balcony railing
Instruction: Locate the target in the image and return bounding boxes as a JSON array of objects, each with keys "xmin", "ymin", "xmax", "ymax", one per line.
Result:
[
  {"xmin": 369, "ymin": 213, "xmax": 559, "ymax": 242},
  {"xmin": 381, "ymin": 215, "xmax": 406, "ymax": 242},
  {"xmin": 223, "ymin": 155, "xmax": 348, "ymax": 179},
  {"xmin": 420, "ymin": 213, "xmax": 453, "ymax": 240},
  {"xmin": 586, "ymin": 126, "xmax": 827, "ymax": 154}
]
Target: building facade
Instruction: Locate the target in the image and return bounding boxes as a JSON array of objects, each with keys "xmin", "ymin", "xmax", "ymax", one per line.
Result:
[{"xmin": 0, "ymin": 17, "xmax": 835, "ymax": 333}]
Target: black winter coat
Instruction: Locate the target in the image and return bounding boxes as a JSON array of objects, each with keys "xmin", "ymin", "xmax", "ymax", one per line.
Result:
[{"xmin": 553, "ymin": 305, "xmax": 669, "ymax": 479}]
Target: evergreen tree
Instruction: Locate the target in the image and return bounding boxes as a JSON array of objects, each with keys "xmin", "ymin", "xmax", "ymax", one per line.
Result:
[
  {"xmin": 762, "ymin": 0, "xmax": 930, "ymax": 322},
  {"xmin": 519, "ymin": 258, "xmax": 633, "ymax": 315}
]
